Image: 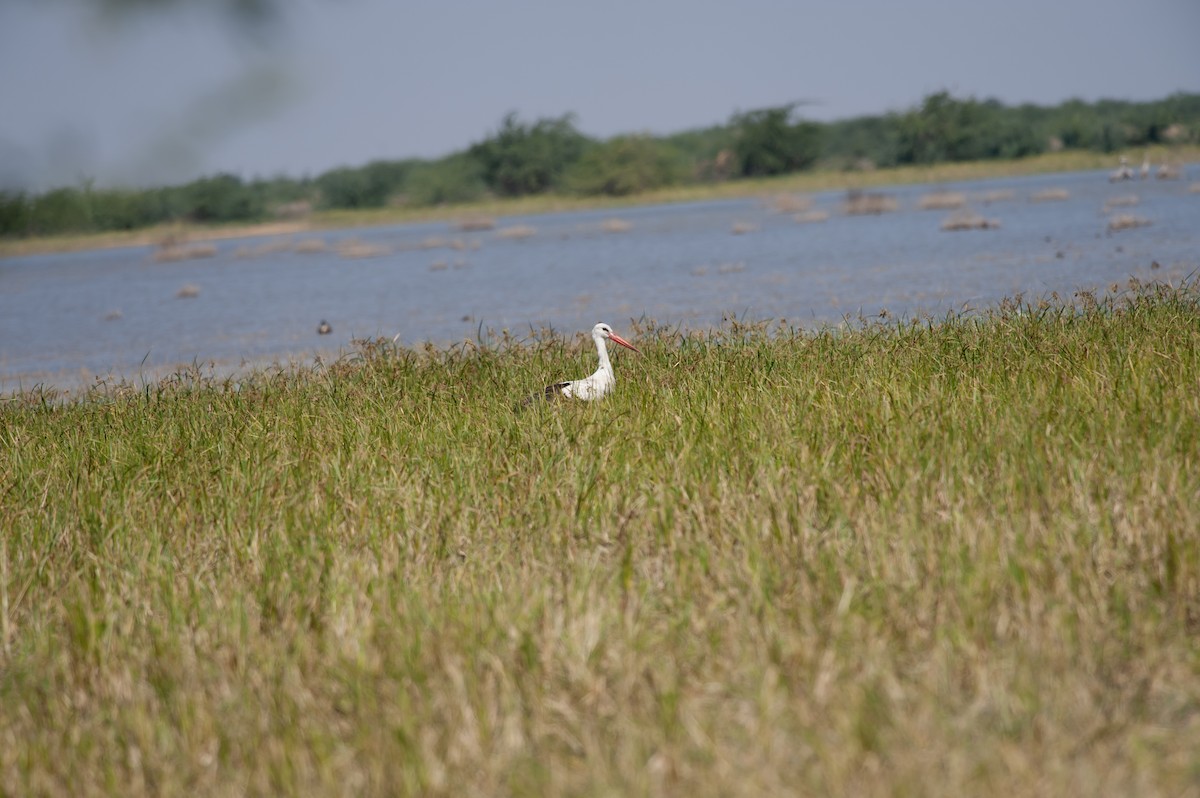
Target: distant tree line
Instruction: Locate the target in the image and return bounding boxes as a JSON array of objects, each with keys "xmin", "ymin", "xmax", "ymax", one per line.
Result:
[{"xmin": 2, "ymin": 91, "xmax": 1198, "ymax": 239}]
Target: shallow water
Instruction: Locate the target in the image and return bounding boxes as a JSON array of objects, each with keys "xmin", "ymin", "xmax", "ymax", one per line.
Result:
[{"xmin": 1, "ymin": 168, "xmax": 1196, "ymax": 392}]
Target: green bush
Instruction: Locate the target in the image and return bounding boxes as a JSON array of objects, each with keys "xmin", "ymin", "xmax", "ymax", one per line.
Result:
[
  {"xmin": 469, "ymin": 112, "xmax": 588, "ymax": 196},
  {"xmin": 315, "ymin": 167, "xmax": 374, "ymax": 210},
  {"xmin": 29, "ymin": 187, "xmax": 92, "ymax": 235},
  {"xmin": 315, "ymin": 160, "xmax": 413, "ymax": 209},
  {"xmin": 88, "ymin": 188, "xmax": 176, "ymax": 231},
  {"xmin": 822, "ymin": 114, "xmax": 903, "ymax": 169},
  {"xmin": 731, "ymin": 105, "xmax": 823, "ymax": 177},
  {"xmin": 565, "ymin": 135, "xmax": 685, "ymax": 196},
  {"xmin": 181, "ymin": 173, "xmax": 264, "ymax": 223},
  {"xmin": 404, "ymin": 156, "xmax": 487, "ymax": 206},
  {"xmin": 253, "ymin": 175, "xmax": 315, "ymax": 210},
  {"xmin": 0, "ymin": 191, "xmax": 31, "ymax": 237}
]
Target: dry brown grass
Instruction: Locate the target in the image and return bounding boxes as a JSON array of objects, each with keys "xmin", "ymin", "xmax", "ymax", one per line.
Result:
[
  {"xmin": 457, "ymin": 216, "xmax": 497, "ymax": 231},
  {"xmin": 496, "ymin": 225, "xmax": 537, "ymax": 240},
  {"xmin": 794, "ymin": 210, "xmax": 830, "ymax": 224},
  {"xmin": 979, "ymin": 189, "xmax": 1016, "ymax": 204},
  {"xmin": 1102, "ymin": 195, "xmax": 1140, "ymax": 212},
  {"xmin": 940, "ymin": 211, "xmax": 1001, "ymax": 231},
  {"xmin": 730, "ymin": 221, "xmax": 759, "ymax": 234},
  {"xmin": 1107, "ymin": 214, "xmax": 1152, "ymax": 232},
  {"xmin": 601, "ymin": 218, "xmax": 632, "ymax": 233},
  {"xmin": 1030, "ymin": 188, "xmax": 1070, "ymax": 203},
  {"xmin": 918, "ymin": 191, "xmax": 966, "ymax": 210},
  {"xmin": 337, "ymin": 239, "xmax": 390, "ymax": 259},
  {"xmin": 766, "ymin": 193, "xmax": 814, "ymax": 213},
  {"xmin": 153, "ymin": 242, "xmax": 218, "ymax": 262},
  {"xmin": 843, "ymin": 191, "xmax": 898, "ymax": 215},
  {"xmin": 234, "ymin": 239, "xmax": 294, "ymax": 258}
]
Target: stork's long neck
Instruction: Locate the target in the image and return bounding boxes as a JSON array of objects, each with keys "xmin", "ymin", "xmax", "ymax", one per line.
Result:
[{"xmin": 594, "ymin": 331, "xmax": 613, "ymax": 378}]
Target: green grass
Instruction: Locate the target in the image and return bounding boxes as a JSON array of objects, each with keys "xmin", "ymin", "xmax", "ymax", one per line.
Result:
[{"xmin": 2, "ymin": 282, "xmax": 1199, "ymax": 796}]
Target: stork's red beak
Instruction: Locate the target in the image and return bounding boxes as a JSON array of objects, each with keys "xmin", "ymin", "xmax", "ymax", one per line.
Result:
[{"xmin": 609, "ymin": 332, "xmax": 640, "ymax": 353}]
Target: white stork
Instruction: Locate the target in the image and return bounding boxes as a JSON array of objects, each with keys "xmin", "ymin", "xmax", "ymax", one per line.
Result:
[{"xmin": 526, "ymin": 322, "xmax": 640, "ymax": 404}]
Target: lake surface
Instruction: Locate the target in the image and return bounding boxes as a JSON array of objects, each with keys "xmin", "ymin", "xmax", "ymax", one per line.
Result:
[{"xmin": 1, "ymin": 168, "xmax": 1196, "ymax": 393}]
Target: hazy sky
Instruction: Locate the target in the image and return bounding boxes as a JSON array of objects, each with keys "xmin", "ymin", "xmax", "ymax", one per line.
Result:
[{"xmin": 2, "ymin": 0, "xmax": 1198, "ymax": 191}]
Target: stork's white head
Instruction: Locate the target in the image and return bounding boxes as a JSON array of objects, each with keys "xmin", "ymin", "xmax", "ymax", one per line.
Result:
[{"xmin": 592, "ymin": 322, "xmax": 641, "ymax": 353}]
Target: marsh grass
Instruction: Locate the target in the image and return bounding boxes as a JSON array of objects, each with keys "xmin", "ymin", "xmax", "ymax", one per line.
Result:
[
  {"xmin": 601, "ymin": 218, "xmax": 632, "ymax": 233},
  {"xmin": 2, "ymin": 283, "xmax": 1200, "ymax": 796},
  {"xmin": 496, "ymin": 225, "xmax": 537, "ymax": 240},
  {"xmin": 1102, "ymin": 195, "xmax": 1140, "ymax": 212},
  {"xmin": 458, "ymin": 216, "xmax": 497, "ymax": 232},
  {"xmin": 794, "ymin": 209, "xmax": 829, "ymax": 224},
  {"xmin": 1030, "ymin": 188, "xmax": 1071, "ymax": 203},
  {"xmin": 766, "ymin": 194, "xmax": 813, "ymax": 214},
  {"xmin": 979, "ymin": 189, "xmax": 1016, "ymax": 204},
  {"xmin": 337, "ymin": 239, "xmax": 390, "ymax": 259},
  {"xmin": 293, "ymin": 238, "xmax": 329, "ymax": 254},
  {"xmin": 940, "ymin": 211, "xmax": 1001, "ymax": 231},
  {"xmin": 1107, "ymin": 214, "xmax": 1153, "ymax": 233},
  {"xmin": 152, "ymin": 242, "xmax": 218, "ymax": 263},
  {"xmin": 843, "ymin": 191, "xmax": 898, "ymax": 215},
  {"xmin": 918, "ymin": 191, "xmax": 966, "ymax": 211}
]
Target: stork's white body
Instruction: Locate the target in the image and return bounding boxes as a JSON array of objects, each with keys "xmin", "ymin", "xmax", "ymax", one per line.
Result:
[
  {"xmin": 559, "ymin": 339, "xmax": 617, "ymax": 400},
  {"xmin": 530, "ymin": 323, "xmax": 639, "ymax": 404}
]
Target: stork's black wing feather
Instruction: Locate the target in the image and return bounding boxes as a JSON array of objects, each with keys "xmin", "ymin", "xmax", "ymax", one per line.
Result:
[
  {"xmin": 518, "ymin": 382, "xmax": 571, "ymax": 409},
  {"xmin": 543, "ymin": 381, "xmax": 571, "ymax": 399}
]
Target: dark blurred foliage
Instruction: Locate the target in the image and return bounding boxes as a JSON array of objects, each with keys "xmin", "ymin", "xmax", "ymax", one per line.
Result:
[{"xmin": 90, "ymin": 0, "xmax": 281, "ymax": 39}]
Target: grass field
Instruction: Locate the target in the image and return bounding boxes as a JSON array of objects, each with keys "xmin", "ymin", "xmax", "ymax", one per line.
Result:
[
  {"xmin": 3, "ymin": 146, "xmax": 1196, "ymax": 259},
  {"xmin": 2, "ymin": 281, "xmax": 1199, "ymax": 796}
]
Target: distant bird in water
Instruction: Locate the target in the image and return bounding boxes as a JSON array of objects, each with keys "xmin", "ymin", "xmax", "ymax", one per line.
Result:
[
  {"xmin": 524, "ymin": 322, "xmax": 640, "ymax": 405},
  {"xmin": 1140, "ymin": 153, "xmax": 1151, "ymax": 180},
  {"xmin": 1156, "ymin": 159, "xmax": 1182, "ymax": 180},
  {"xmin": 317, "ymin": 320, "xmax": 332, "ymax": 335},
  {"xmin": 1109, "ymin": 156, "xmax": 1133, "ymax": 183}
]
